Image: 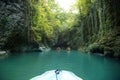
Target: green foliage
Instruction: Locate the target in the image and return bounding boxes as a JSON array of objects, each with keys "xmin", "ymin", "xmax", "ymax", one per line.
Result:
[
  {"xmin": 30, "ymin": 0, "xmax": 77, "ymax": 46},
  {"xmin": 76, "ymin": 0, "xmax": 92, "ymax": 15},
  {"xmin": 1, "ymin": 0, "xmax": 119, "ymax": 55}
]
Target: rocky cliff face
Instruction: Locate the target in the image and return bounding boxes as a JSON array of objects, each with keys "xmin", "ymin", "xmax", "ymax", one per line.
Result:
[
  {"xmin": 0, "ymin": 0, "xmax": 25, "ymax": 49},
  {"xmin": 0, "ymin": 0, "xmax": 37, "ymax": 52}
]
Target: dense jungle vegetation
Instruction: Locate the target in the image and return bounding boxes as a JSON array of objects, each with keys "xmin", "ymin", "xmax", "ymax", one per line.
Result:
[{"xmin": 0, "ymin": 0, "xmax": 120, "ymax": 58}]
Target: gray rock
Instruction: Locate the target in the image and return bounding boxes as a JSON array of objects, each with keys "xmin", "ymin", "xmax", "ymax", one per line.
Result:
[{"xmin": 0, "ymin": 1, "xmax": 26, "ymax": 50}]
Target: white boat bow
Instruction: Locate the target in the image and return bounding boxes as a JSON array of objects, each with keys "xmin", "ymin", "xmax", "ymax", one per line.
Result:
[{"xmin": 30, "ymin": 70, "xmax": 83, "ymax": 80}]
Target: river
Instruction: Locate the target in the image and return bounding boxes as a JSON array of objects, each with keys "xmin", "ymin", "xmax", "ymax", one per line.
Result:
[{"xmin": 0, "ymin": 50, "xmax": 120, "ymax": 80}]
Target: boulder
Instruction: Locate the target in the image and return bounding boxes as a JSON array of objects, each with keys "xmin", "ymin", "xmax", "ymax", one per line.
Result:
[{"xmin": 0, "ymin": 51, "xmax": 7, "ymax": 56}]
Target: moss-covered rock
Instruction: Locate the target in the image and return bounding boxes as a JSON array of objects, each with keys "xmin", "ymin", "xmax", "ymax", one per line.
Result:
[
  {"xmin": 104, "ymin": 47, "xmax": 114, "ymax": 57},
  {"xmin": 114, "ymin": 48, "xmax": 120, "ymax": 58},
  {"xmin": 88, "ymin": 43, "xmax": 104, "ymax": 54}
]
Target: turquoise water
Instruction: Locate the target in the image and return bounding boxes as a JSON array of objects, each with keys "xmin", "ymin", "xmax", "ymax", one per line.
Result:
[{"xmin": 0, "ymin": 50, "xmax": 120, "ymax": 80}]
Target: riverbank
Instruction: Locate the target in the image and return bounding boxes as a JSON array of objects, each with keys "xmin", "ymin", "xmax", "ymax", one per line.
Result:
[{"xmin": 78, "ymin": 43, "xmax": 120, "ymax": 59}]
